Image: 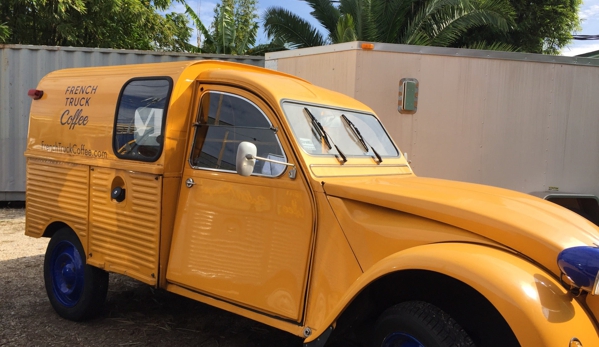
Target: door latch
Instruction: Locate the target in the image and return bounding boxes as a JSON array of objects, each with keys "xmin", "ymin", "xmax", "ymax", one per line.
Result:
[{"xmin": 185, "ymin": 178, "xmax": 195, "ymax": 188}]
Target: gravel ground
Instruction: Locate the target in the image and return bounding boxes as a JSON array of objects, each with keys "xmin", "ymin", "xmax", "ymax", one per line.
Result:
[{"xmin": 0, "ymin": 208, "xmax": 304, "ymax": 347}]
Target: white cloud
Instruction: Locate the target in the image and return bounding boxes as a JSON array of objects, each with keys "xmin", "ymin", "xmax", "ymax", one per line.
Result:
[
  {"xmin": 561, "ymin": 42, "xmax": 599, "ymax": 56},
  {"xmin": 580, "ymin": 4, "xmax": 599, "ymax": 21},
  {"xmin": 561, "ymin": 0, "xmax": 599, "ymax": 56}
]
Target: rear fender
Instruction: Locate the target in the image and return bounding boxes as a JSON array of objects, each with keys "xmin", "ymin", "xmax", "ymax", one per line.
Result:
[{"xmin": 304, "ymin": 242, "xmax": 598, "ymax": 346}]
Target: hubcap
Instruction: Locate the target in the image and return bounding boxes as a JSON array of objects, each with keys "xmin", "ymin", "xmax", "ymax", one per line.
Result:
[
  {"xmin": 382, "ymin": 333, "xmax": 424, "ymax": 347},
  {"xmin": 50, "ymin": 240, "xmax": 84, "ymax": 307}
]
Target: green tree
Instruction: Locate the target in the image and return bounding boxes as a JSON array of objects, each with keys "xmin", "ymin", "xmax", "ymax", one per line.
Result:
[
  {"xmin": 0, "ymin": 0, "xmax": 192, "ymax": 51},
  {"xmin": 185, "ymin": 0, "xmax": 258, "ymax": 54},
  {"xmin": 456, "ymin": 0, "xmax": 581, "ymax": 54},
  {"xmin": 264, "ymin": 0, "xmax": 515, "ymax": 50}
]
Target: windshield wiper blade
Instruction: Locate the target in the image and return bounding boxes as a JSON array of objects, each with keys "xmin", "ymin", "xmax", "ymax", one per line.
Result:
[
  {"xmin": 304, "ymin": 107, "xmax": 347, "ymax": 164},
  {"xmin": 303, "ymin": 108, "xmax": 331, "ymax": 150},
  {"xmin": 341, "ymin": 114, "xmax": 368, "ymax": 151},
  {"xmin": 341, "ymin": 114, "xmax": 383, "ymax": 164}
]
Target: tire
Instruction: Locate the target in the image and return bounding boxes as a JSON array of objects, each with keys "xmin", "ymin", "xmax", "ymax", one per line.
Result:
[
  {"xmin": 373, "ymin": 301, "xmax": 475, "ymax": 347},
  {"xmin": 44, "ymin": 228, "xmax": 109, "ymax": 321}
]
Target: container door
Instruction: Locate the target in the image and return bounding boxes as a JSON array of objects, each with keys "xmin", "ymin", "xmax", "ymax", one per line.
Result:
[{"xmin": 167, "ymin": 86, "xmax": 314, "ymax": 322}]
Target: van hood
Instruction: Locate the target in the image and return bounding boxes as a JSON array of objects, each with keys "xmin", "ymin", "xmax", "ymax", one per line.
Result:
[{"xmin": 323, "ymin": 176, "xmax": 599, "ymax": 275}]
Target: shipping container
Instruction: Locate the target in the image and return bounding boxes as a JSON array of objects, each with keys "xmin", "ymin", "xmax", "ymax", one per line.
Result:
[{"xmin": 0, "ymin": 44, "xmax": 264, "ymax": 201}]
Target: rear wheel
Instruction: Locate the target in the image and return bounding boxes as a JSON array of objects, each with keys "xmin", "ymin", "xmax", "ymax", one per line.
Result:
[
  {"xmin": 373, "ymin": 301, "xmax": 475, "ymax": 347},
  {"xmin": 44, "ymin": 228, "xmax": 108, "ymax": 321}
]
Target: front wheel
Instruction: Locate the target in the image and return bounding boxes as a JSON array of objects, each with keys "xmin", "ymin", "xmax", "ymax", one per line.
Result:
[
  {"xmin": 44, "ymin": 228, "xmax": 108, "ymax": 321},
  {"xmin": 373, "ymin": 301, "xmax": 475, "ymax": 347}
]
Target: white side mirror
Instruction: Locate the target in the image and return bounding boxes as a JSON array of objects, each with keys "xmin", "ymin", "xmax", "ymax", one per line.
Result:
[{"xmin": 236, "ymin": 142, "xmax": 257, "ymax": 176}]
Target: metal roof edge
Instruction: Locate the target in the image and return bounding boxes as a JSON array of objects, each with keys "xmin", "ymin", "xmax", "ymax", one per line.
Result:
[
  {"xmin": 265, "ymin": 41, "xmax": 599, "ymax": 67},
  {"xmin": 265, "ymin": 42, "xmax": 362, "ymax": 60},
  {"xmin": 0, "ymin": 44, "xmax": 264, "ymax": 61}
]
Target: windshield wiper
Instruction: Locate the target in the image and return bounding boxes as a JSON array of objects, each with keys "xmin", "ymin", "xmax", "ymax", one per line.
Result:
[
  {"xmin": 303, "ymin": 108, "xmax": 347, "ymax": 164},
  {"xmin": 303, "ymin": 108, "xmax": 331, "ymax": 149},
  {"xmin": 341, "ymin": 114, "xmax": 383, "ymax": 164}
]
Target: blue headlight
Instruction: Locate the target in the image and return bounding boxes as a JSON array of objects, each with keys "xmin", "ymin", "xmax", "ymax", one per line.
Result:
[{"xmin": 557, "ymin": 246, "xmax": 599, "ymax": 295}]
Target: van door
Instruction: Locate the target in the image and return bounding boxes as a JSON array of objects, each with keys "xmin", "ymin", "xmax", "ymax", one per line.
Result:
[
  {"xmin": 87, "ymin": 78, "xmax": 172, "ymax": 286},
  {"xmin": 167, "ymin": 85, "xmax": 314, "ymax": 322}
]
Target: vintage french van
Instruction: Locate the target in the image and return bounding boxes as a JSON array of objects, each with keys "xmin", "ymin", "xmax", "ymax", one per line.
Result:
[{"xmin": 25, "ymin": 60, "xmax": 599, "ymax": 347}]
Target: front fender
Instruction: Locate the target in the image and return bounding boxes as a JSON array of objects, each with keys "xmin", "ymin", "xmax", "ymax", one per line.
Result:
[{"xmin": 304, "ymin": 242, "xmax": 598, "ymax": 346}]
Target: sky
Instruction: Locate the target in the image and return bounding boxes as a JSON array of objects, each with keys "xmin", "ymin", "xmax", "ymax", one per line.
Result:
[
  {"xmin": 172, "ymin": 0, "xmax": 599, "ymax": 56},
  {"xmin": 169, "ymin": 0, "xmax": 319, "ymax": 47},
  {"xmin": 563, "ymin": 0, "xmax": 599, "ymax": 56}
]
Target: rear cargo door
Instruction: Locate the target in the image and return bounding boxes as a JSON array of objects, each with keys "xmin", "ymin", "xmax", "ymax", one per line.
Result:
[
  {"xmin": 87, "ymin": 168, "xmax": 162, "ymax": 286},
  {"xmin": 86, "ymin": 78, "xmax": 172, "ymax": 286},
  {"xmin": 167, "ymin": 85, "xmax": 314, "ymax": 322}
]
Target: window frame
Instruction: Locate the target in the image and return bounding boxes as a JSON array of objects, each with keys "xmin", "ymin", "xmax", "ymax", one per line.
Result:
[
  {"xmin": 188, "ymin": 91, "xmax": 288, "ymax": 177},
  {"xmin": 112, "ymin": 76, "xmax": 174, "ymax": 162}
]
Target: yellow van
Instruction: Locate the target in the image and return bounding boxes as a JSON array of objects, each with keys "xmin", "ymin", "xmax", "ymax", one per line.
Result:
[{"xmin": 25, "ymin": 60, "xmax": 599, "ymax": 347}]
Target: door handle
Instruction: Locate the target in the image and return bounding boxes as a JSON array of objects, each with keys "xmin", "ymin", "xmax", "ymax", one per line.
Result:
[
  {"xmin": 185, "ymin": 178, "xmax": 195, "ymax": 188},
  {"xmin": 111, "ymin": 186, "xmax": 126, "ymax": 202}
]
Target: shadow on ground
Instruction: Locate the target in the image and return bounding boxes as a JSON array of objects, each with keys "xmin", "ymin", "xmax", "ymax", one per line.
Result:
[{"xmin": 0, "ymin": 254, "xmax": 304, "ymax": 347}]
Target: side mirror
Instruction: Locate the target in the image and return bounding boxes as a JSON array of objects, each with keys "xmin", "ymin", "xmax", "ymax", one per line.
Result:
[
  {"xmin": 236, "ymin": 141, "xmax": 297, "ymax": 178},
  {"xmin": 236, "ymin": 141, "xmax": 257, "ymax": 176}
]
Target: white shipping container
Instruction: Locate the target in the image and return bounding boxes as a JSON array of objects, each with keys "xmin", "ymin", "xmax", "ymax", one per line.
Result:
[
  {"xmin": 266, "ymin": 42, "xmax": 599, "ymax": 222},
  {"xmin": 0, "ymin": 44, "xmax": 264, "ymax": 201}
]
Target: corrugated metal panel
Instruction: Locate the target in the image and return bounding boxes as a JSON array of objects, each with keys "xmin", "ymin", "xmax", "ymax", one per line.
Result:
[
  {"xmin": 25, "ymin": 159, "xmax": 89, "ymax": 245},
  {"xmin": 267, "ymin": 42, "xmax": 599, "ymax": 196},
  {"xmin": 88, "ymin": 167, "xmax": 162, "ymax": 286},
  {"xmin": 0, "ymin": 44, "xmax": 264, "ymax": 201}
]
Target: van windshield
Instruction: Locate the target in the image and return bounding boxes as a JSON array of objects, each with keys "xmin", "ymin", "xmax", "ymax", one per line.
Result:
[{"xmin": 282, "ymin": 102, "xmax": 399, "ymax": 160}]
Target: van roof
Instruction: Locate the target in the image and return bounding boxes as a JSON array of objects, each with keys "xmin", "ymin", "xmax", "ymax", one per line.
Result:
[{"xmin": 42, "ymin": 60, "xmax": 372, "ymax": 113}]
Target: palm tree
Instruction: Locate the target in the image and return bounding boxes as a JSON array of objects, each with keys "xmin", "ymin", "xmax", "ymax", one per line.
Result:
[{"xmin": 263, "ymin": 0, "xmax": 515, "ymax": 50}]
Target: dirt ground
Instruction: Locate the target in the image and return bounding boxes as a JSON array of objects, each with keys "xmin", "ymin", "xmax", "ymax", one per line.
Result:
[{"xmin": 0, "ymin": 208, "xmax": 304, "ymax": 347}]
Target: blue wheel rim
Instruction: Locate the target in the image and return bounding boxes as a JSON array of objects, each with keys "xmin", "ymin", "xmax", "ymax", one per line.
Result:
[
  {"xmin": 50, "ymin": 240, "xmax": 85, "ymax": 307},
  {"xmin": 382, "ymin": 333, "xmax": 424, "ymax": 347}
]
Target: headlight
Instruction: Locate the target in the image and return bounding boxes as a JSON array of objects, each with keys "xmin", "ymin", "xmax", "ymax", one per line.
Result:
[{"xmin": 557, "ymin": 246, "xmax": 599, "ymax": 295}]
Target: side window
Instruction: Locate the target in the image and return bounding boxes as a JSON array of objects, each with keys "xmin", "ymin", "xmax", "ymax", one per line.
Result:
[
  {"xmin": 190, "ymin": 92, "xmax": 286, "ymax": 176},
  {"xmin": 113, "ymin": 78, "xmax": 172, "ymax": 161}
]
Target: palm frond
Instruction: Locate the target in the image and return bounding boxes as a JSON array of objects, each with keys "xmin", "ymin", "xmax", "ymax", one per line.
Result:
[
  {"xmin": 335, "ymin": 14, "xmax": 358, "ymax": 43},
  {"xmin": 430, "ymin": 9, "xmax": 510, "ymax": 47},
  {"xmin": 339, "ymin": 0, "xmax": 376, "ymax": 41},
  {"xmin": 263, "ymin": 7, "xmax": 327, "ymax": 48},
  {"xmin": 370, "ymin": 0, "xmax": 414, "ymax": 42},
  {"xmin": 400, "ymin": 0, "xmax": 454, "ymax": 45},
  {"xmin": 303, "ymin": 0, "xmax": 341, "ymax": 35},
  {"xmin": 247, "ymin": 36, "xmax": 293, "ymax": 55},
  {"xmin": 399, "ymin": 0, "xmax": 513, "ymax": 47},
  {"xmin": 463, "ymin": 41, "xmax": 516, "ymax": 51}
]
